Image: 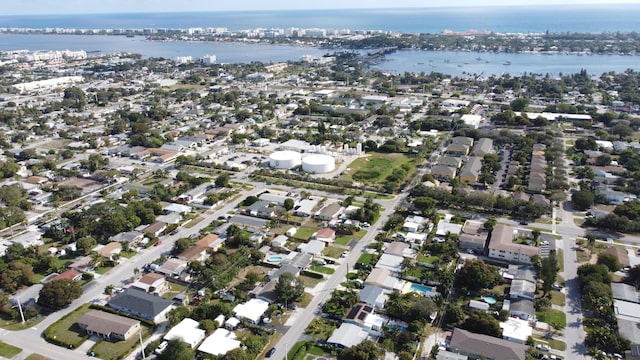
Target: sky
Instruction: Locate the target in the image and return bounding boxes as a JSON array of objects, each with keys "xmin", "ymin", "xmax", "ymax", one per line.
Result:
[{"xmin": 1, "ymin": 0, "xmax": 639, "ymax": 15}]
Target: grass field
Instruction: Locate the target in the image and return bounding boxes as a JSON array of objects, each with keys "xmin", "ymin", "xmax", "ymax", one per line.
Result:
[
  {"xmin": 343, "ymin": 153, "xmax": 414, "ymax": 184},
  {"xmin": 310, "ymin": 266, "xmax": 335, "ymax": 275},
  {"xmin": 357, "ymin": 253, "xmax": 376, "ymax": 265},
  {"xmin": 536, "ymin": 309, "xmax": 567, "ymax": 328},
  {"xmin": 44, "ymin": 304, "xmax": 90, "ymax": 348},
  {"xmin": 322, "ymin": 246, "xmax": 344, "ymax": 259},
  {"xmin": 550, "ymin": 290, "xmax": 566, "ymax": 306},
  {"xmin": 294, "ymin": 227, "xmax": 318, "ymax": 240},
  {"xmin": 334, "ymin": 230, "xmax": 366, "ymax": 246},
  {"xmin": 299, "ymin": 274, "xmax": 324, "ymax": 289},
  {"xmin": 0, "ymin": 341, "xmax": 21, "ymax": 358}
]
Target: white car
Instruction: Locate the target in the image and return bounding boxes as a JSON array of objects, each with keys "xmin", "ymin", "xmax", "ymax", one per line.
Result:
[
  {"xmin": 155, "ymin": 341, "xmax": 168, "ymax": 354},
  {"xmin": 341, "ymin": 251, "xmax": 348, "ymax": 258},
  {"xmin": 536, "ymin": 344, "xmax": 551, "ymax": 352}
]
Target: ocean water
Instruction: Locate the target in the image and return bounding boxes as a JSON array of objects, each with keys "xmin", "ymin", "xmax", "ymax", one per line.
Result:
[
  {"xmin": 1, "ymin": 5, "xmax": 639, "ymax": 34},
  {"xmin": 1, "ymin": 5, "xmax": 639, "ymax": 76}
]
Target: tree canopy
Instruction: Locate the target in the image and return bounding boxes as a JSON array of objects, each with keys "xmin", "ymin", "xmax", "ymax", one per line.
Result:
[
  {"xmin": 38, "ymin": 279, "xmax": 82, "ymax": 310},
  {"xmin": 275, "ymin": 271, "xmax": 304, "ymax": 304}
]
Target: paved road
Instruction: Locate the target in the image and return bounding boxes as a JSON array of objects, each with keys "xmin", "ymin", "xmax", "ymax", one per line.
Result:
[
  {"xmin": 270, "ymin": 192, "xmax": 403, "ymax": 360},
  {"xmin": 2, "ymin": 185, "xmax": 265, "ymax": 360}
]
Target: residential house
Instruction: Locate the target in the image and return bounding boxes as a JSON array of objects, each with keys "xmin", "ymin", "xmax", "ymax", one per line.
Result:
[
  {"xmin": 448, "ymin": 328, "xmax": 527, "ymax": 360},
  {"xmin": 232, "ymin": 298, "xmax": 269, "ymax": 324},
  {"xmin": 77, "ymin": 310, "xmax": 141, "ymax": 341},
  {"xmin": 196, "ymin": 234, "xmax": 225, "ymax": 252},
  {"xmin": 315, "ymin": 228, "xmax": 336, "ymax": 243},
  {"xmin": 110, "ymin": 231, "xmax": 144, "ymax": 244},
  {"xmin": 131, "ymin": 273, "xmax": 166, "ymax": 294},
  {"xmin": 52, "ymin": 268, "xmax": 83, "ymax": 282},
  {"xmin": 459, "ymin": 157, "xmax": 483, "ymax": 183},
  {"xmin": 107, "ymin": 288, "xmax": 173, "ymax": 324},
  {"xmin": 500, "ymin": 317, "xmax": 533, "ymax": 344},
  {"xmin": 446, "ymin": 143, "xmax": 470, "ymax": 156},
  {"xmin": 358, "ymin": 285, "xmax": 388, "ymax": 309},
  {"xmin": 605, "ymin": 246, "xmax": 630, "ymax": 268},
  {"xmin": 471, "ymin": 138, "xmax": 494, "ymax": 156},
  {"xmin": 94, "ymin": 242, "xmax": 122, "ymax": 261},
  {"xmin": 374, "ymin": 253, "xmax": 404, "ymax": 273},
  {"xmin": 509, "ymin": 279, "xmax": 536, "ymax": 300},
  {"xmin": 508, "ymin": 299, "xmax": 535, "ymax": 321},
  {"xmin": 314, "ymin": 203, "xmax": 343, "ymax": 221},
  {"xmin": 365, "ymin": 268, "xmax": 404, "ymax": 291},
  {"xmin": 458, "ymin": 220, "xmax": 488, "ymax": 253},
  {"xmin": 438, "ymin": 156, "xmax": 463, "ymax": 168},
  {"xmin": 430, "ymin": 165, "xmax": 457, "ymax": 180},
  {"xmin": 384, "ymin": 242, "xmax": 417, "ymax": 258},
  {"xmin": 298, "ymin": 240, "xmax": 325, "ymax": 257},
  {"xmin": 271, "ymin": 235, "xmax": 288, "ymax": 248},
  {"xmin": 178, "ymin": 244, "xmax": 210, "ymax": 263},
  {"xmin": 488, "ymin": 225, "xmax": 539, "ymax": 264},
  {"xmin": 198, "ymin": 328, "xmax": 241, "ymax": 357},
  {"xmin": 164, "ymin": 318, "xmax": 206, "ymax": 349},
  {"xmin": 327, "ymin": 323, "xmax": 369, "ymax": 349},
  {"xmin": 293, "ymin": 198, "xmax": 318, "ymax": 217},
  {"xmin": 468, "ymin": 300, "xmax": 490, "ymax": 311},
  {"xmin": 157, "ymin": 258, "xmax": 188, "ymax": 278},
  {"xmin": 143, "ymin": 221, "xmax": 168, "ymax": 237}
]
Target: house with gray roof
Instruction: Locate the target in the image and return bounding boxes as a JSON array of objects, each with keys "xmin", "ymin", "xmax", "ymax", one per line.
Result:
[
  {"xmin": 612, "ymin": 283, "xmax": 640, "ymax": 303},
  {"xmin": 459, "ymin": 157, "xmax": 483, "ymax": 183},
  {"xmin": 448, "ymin": 328, "xmax": 527, "ymax": 360},
  {"xmin": 471, "ymin": 138, "xmax": 493, "ymax": 156},
  {"xmin": 358, "ymin": 284, "xmax": 387, "ymax": 309},
  {"xmin": 107, "ymin": 288, "xmax": 173, "ymax": 324},
  {"xmin": 77, "ymin": 310, "xmax": 141, "ymax": 341}
]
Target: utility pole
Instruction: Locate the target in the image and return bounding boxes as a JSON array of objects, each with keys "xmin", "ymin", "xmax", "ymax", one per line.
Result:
[
  {"xmin": 138, "ymin": 329, "xmax": 146, "ymax": 359},
  {"xmin": 16, "ymin": 297, "xmax": 25, "ymax": 324}
]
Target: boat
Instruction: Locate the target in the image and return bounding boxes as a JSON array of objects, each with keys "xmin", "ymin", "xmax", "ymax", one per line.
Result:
[
  {"xmin": 503, "ymin": 61, "xmax": 512, "ymax": 65},
  {"xmin": 476, "ymin": 57, "xmax": 483, "ymax": 61},
  {"xmin": 417, "ymin": 62, "xmax": 425, "ymax": 65}
]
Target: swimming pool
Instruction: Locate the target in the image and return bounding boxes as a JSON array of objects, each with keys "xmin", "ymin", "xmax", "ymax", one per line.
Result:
[
  {"xmin": 409, "ymin": 283, "xmax": 434, "ymax": 294},
  {"xmin": 268, "ymin": 256, "xmax": 283, "ymax": 262},
  {"xmin": 483, "ymin": 296, "xmax": 497, "ymax": 305}
]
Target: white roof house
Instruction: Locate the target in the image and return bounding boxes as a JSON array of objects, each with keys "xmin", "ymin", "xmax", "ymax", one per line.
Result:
[
  {"xmin": 374, "ymin": 253, "xmax": 404, "ymax": 273},
  {"xmin": 164, "ymin": 318, "xmax": 206, "ymax": 349},
  {"xmin": 499, "ymin": 317, "xmax": 533, "ymax": 344},
  {"xmin": 198, "ymin": 328, "xmax": 241, "ymax": 356},
  {"xmin": 436, "ymin": 221, "xmax": 463, "ymax": 237},
  {"xmin": 163, "ymin": 203, "xmax": 192, "ymax": 213},
  {"xmin": 232, "ymin": 298, "xmax": 269, "ymax": 324},
  {"xmin": 327, "ymin": 323, "xmax": 369, "ymax": 349}
]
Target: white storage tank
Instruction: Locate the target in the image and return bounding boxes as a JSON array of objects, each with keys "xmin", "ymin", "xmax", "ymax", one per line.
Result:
[
  {"xmin": 302, "ymin": 154, "xmax": 335, "ymax": 174},
  {"xmin": 269, "ymin": 151, "xmax": 302, "ymax": 169}
]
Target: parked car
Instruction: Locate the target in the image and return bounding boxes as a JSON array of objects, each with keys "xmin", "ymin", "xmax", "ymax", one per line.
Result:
[
  {"xmin": 155, "ymin": 341, "xmax": 168, "ymax": 354},
  {"xmin": 266, "ymin": 347, "xmax": 276, "ymax": 357},
  {"xmin": 536, "ymin": 344, "xmax": 551, "ymax": 352}
]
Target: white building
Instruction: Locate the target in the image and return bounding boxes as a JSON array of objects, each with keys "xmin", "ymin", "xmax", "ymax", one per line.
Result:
[
  {"xmin": 232, "ymin": 298, "xmax": 269, "ymax": 324},
  {"xmin": 198, "ymin": 328, "xmax": 241, "ymax": 356},
  {"xmin": 164, "ymin": 318, "xmax": 206, "ymax": 348},
  {"xmin": 500, "ymin": 318, "xmax": 533, "ymax": 344}
]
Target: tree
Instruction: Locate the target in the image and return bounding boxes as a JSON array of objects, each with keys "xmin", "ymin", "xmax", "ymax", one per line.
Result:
[
  {"xmin": 338, "ymin": 340, "xmax": 383, "ymax": 360},
  {"xmin": 275, "ymin": 272, "xmax": 304, "ymax": 304},
  {"xmin": 536, "ymin": 250, "xmax": 559, "ymax": 294},
  {"xmin": 63, "ymin": 87, "xmax": 86, "ymax": 110},
  {"xmin": 76, "ymin": 236, "xmax": 97, "ymax": 255},
  {"xmin": 586, "ymin": 233, "xmax": 597, "ymax": 246},
  {"xmin": 455, "ymin": 259, "xmax": 501, "ymax": 292},
  {"xmin": 199, "ymin": 319, "xmax": 216, "ymax": 334},
  {"xmin": 597, "ymin": 252, "xmax": 621, "ymax": 272},
  {"xmin": 0, "ymin": 261, "xmax": 33, "ymax": 293},
  {"xmin": 413, "ymin": 196, "xmax": 436, "ymax": 212},
  {"xmin": 571, "ymin": 190, "xmax": 595, "ymax": 210},
  {"xmin": 158, "ymin": 339, "xmax": 194, "ymax": 360},
  {"xmin": 283, "ymin": 198, "xmax": 295, "ymax": 211},
  {"xmin": 215, "ymin": 173, "xmax": 230, "ymax": 188},
  {"xmin": 460, "ymin": 310, "xmax": 501, "ymax": 337},
  {"xmin": 38, "ymin": 279, "xmax": 82, "ymax": 310},
  {"xmin": 510, "ymin": 97, "xmax": 530, "ymax": 112}
]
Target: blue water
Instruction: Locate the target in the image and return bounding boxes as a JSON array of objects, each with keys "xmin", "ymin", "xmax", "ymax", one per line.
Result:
[
  {"xmin": 484, "ymin": 296, "xmax": 497, "ymax": 305},
  {"xmin": 1, "ymin": 5, "xmax": 639, "ymax": 34},
  {"xmin": 410, "ymin": 283, "xmax": 434, "ymax": 294},
  {"xmin": 267, "ymin": 256, "xmax": 283, "ymax": 262}
]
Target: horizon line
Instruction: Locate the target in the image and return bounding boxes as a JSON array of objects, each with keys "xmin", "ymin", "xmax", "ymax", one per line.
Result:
[{"xmin": 3, "ymin": 2, "xmax": 638, "ymax": 16}]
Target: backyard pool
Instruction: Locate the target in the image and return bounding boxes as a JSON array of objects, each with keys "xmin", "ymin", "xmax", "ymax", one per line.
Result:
[
  {"xmin": 267, "ymin": 256, "xmax": 283, "ymax": 262},
  {"xmin": 483, "ymin": 296, "xmax": 497, "ymax": 305},
  {"xmin": 409, "ymin": 283, "xmax": 435, "ymax": 295}
]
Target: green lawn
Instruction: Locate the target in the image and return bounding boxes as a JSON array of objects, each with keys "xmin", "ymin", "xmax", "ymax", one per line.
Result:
[
  {"xmin": 357, "ymin": 253, "xmax": 376, "ymax": 265},
  {"xmin": 344, "ymin": 153, "xmax": 414, "ymax": 184},
  {"xmin": 0, "ymin": 341, "xmax": 21, "ymax": 358},
  {"xmin": 0, "ymin": 312, "xmax": 45, "ymax": 331},
  {"xmin": 305, "ymin": 318, "xmax": 339, "ymax": 340},
  {"xmin": 43, "ymin": 304, "xmax": 91, "ymax": 349},
  {"xmin": 322, "ymin": 246, "xmax": 343, "ymax": 259},
  {"xmin": 299, "ymin": 274, "xmax": 324, "ymax": 289},
  {"xmin": 536, "ymin": 309, "xmax": 567, "ymax": 328},
  {"xmin": 162, "ymin": 282, "xmax": 187, "ymax": 299},
  {"xmin": 335, "ymin": 230, "xmax": 366, "ymax": 246},
  {"xmin": 534, "ymin": 336, "xmax": 567, "ymax": 351},
  {"xmin": 119, "ymin": 250, "xmax": 137, "ymax": 259},
  {"xmin": 294, "ymin": 292, "xmax": 313, "ymax": 308},
  {"xmin": 417, "ymin": 254, "xmax": 439, "ymax": 264},
  {"xmin": 294, "ymin": 227, "xmax": 318, "ymax": 240},
  {"xmin": 94, "ymin": 264, "xmax": 114, "ymax": 274},
  {"xmin": 310, "ymin": 266, "xmax": 335, "ymax": 275},
  {"xmin": 550, "ymin": 290, "xmax": 565, "ymax": 306}
]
